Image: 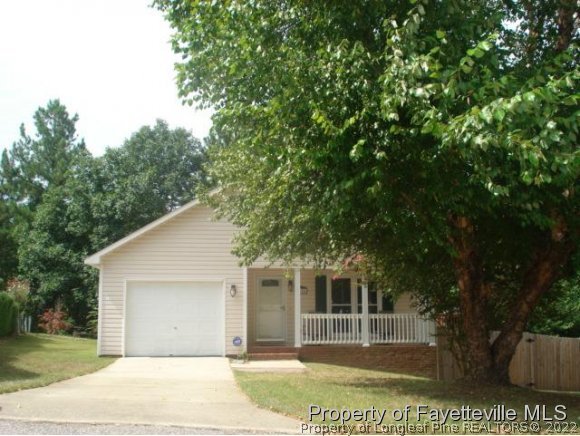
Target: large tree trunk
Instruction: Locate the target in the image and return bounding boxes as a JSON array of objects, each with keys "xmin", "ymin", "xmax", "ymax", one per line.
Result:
[
  {"xmin": 448, "ymin": 214, "xmax": 574, "ymax": 384},
  {"xmin": 448, "ymin": 215, "xmax": 496, "ymax": 381},
  {"xmin": 491, "ymin": 216, "xmax": 574, "ymax": 383}
]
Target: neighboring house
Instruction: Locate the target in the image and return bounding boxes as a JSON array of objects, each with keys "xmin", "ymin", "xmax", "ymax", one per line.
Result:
[{"xmin": 85, "ymin": 200, "xmax": 437, "ymax": 375}]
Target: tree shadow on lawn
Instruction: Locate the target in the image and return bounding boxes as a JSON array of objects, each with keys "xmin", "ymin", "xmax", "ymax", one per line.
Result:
[
  {"xmin": 337, "ymin": 375, "xmax": 580, "ymax": 419},
  {"xmin": 0, "ymin": 335, "xmax": 50, "ymax": 383}
]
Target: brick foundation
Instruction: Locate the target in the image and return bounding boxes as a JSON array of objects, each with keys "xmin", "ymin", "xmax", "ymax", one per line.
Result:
[{"xmin": 298, "ymin": 345, "xmax": 438, "ymax": 378}]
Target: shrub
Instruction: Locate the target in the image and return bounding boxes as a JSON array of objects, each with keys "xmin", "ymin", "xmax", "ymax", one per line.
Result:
[
  {"xmin": 0, "ymin": 292, "xmax": 18, "ymax": 337},
  {"xmin": 38, "ymin": 306, "xmax": 72, "ymax": 334}
]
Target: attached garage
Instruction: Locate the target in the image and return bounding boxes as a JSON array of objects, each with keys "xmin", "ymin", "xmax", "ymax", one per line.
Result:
[
  {"xmin": 124, "ymin": 281, "xmax": 225, "ymax": 357},
  {"xmin": 85, "ymin": 200, "xmax": 245, "ymax": 357}
]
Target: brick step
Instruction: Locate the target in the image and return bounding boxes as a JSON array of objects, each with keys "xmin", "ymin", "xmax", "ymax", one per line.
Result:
[
  {"xmin": 248, "ymin": 352, "xmax": 299, "ymax": 361},
  {"xmin": 248, "ymin": 346, "xmax": 298, "ymax": 353}
]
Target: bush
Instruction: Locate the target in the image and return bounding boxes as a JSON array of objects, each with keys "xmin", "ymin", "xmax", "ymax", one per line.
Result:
[
  {"xmin": 38, "ymin": 307, "xmax": 72, "ymax": 334},
  {"xmin": 0, "ymin": 292, "xmax": 18, "ymax": 337}
]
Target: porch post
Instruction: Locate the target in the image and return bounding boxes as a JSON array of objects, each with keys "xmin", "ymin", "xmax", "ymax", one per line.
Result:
[
  {"xmin": 361, "ymin": 282, "xmax": 370, "ymax": 347},
  {"xmin": 294, "ymin": 268, "xmax": 302, "ymax": 347}
]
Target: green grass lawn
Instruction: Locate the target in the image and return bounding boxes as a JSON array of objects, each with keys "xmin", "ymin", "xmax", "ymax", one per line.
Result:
[
  {"xmin": 235, "ymin": 363, "xmax": 580, "ymax": 430},
  {"xmin": 0, "ymin": 333, "xmax": 115, "ymax": 394}
]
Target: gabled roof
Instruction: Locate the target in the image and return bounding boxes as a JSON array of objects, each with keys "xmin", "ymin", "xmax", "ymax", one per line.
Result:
[{"xmin": 84, "ymin": 198, "xmax": 202, "ymax": 267}]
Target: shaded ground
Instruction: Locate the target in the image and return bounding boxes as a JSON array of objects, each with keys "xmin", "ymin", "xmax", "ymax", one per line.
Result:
[
  {"xmin": 0, "ymin": 334, "xmax": 114, "ymax": 394},
  {"xmin": 235, "ymin": 362, "xmax": 580, "ymax": 427}
]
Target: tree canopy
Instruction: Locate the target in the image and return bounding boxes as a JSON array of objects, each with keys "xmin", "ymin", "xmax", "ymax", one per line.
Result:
[
  {"xmin": 3, "ymin": 99, "xmax": 87, "ymax": 212},
  {"xmin": 157, "ymin": 0, "xmax": 579, "ymax": 382},
  {"xmin": 87, "ymin": 120, "xmax": 206, "ymax": 248}
]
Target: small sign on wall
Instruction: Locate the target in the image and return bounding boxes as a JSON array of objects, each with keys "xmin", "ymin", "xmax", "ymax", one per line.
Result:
[{"xmin": 233, "ymin": 336, "xmax": 242, "ymax": 347}]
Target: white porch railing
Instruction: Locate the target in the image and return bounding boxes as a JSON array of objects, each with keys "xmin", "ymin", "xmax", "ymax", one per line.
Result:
[
  {"xmin": 368, "ymin": 314, "xmax": 432, "ymax": 344},
  {"xmin": 302, "ymin": 313, "xmax": 434, "ymax": 345},
  {"xmin": 301, "ymin": 314, "xmax": 363, "ymax": 345}
]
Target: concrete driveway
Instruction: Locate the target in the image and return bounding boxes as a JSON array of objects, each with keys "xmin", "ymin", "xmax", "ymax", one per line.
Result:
[{"xmin": 0, "ymin": 358, "xmax": 300, "ymax": 434}]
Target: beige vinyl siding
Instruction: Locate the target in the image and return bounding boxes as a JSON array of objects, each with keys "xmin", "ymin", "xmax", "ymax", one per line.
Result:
[
  {"xmin": 394, "ymin": 292, "xmax": 416, "ymax": 313},
  {"xmin": 98, "ymin": 205, "xmax": 244, "ymax": 356}
]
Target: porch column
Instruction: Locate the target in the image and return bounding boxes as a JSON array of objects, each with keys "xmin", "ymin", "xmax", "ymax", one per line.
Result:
[
  {"xmin": 294, "ymin": 268, "xmax": 302, "ymax": 347},
  {"xmin": 361, "ymin": 282, "xmax": 370, "ymax": 347}
]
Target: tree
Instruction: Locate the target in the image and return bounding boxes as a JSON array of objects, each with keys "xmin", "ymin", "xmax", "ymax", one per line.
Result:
[
  {"xmin": 1, "ymin": 150, "xmax": 23, "ymax": 289},
  {"xmin": 0, "ymin": 195, "xmax": 18, "ymax": 290},
  {"xmin": 157, "ymin": 0, "xmax": 579, "ymax": 383},
  {"xmin": 88, "ymin": 119, "xmax": 206, "ymax": 249},
  {"xmin": 18, "ymin": 183, "xmax": 97, "ymax": 326},
  {"xmin": 5, "ymin": 99, "xmax": 87, "ymax": 211},
  {"xmin": 0, "ymin": 100, "xmax": 87, "ymax": 291},
  {"xmin": 18, "ymin": 120, "xmax": 206, "ymax": 328}
]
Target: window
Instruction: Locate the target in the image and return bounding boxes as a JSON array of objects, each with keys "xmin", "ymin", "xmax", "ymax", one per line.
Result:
[
  {"xmin": 331, "ymin": 278, "xmax": 351, "ymax": 313},
  {"xmin": 356, "ymin": 282, "xmax": 395, "ymax": 313},
  {"xmin": 382, "ymin": 294, "xmax": 394, "ymax": 312}
]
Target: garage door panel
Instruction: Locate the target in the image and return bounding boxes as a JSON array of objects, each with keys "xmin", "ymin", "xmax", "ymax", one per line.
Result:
[
  {"xmin": 179, "ymin": 321, "xmax": 218, "ymax": 335},
  {"xmin": 125, "ymin": 281, "xmax": 224, "ymax": 357}
]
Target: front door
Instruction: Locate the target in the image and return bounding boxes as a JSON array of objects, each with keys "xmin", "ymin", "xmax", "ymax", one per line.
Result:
[{"xmin": 256, "ymin": 277, "xmax": 286, "ymax": 341}]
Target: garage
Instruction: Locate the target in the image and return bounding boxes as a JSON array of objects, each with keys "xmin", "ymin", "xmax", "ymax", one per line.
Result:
[{"xmin": 124, "ymin": 281, "xmax": 224, "ymax": 357}]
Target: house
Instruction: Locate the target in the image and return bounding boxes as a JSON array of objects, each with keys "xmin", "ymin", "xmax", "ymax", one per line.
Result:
[{"xmin": 85, "ymin": 199, "xmax": 438, "ymax": 376}]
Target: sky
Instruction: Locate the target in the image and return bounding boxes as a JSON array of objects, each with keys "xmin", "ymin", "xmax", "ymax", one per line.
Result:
[{"xmin": 0, "ymin": 0, "xmax": 212, "ymax": 157}]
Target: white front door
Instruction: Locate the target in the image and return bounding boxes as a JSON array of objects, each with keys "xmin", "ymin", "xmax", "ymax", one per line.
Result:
[{"xmin": 256, "ymin": 277, "xmax": 286, "ymax": 341}]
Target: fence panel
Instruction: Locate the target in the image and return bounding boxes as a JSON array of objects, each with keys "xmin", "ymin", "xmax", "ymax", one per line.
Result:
[
  {"xmin": 507, "ymin": 332, "xmax": 535, "ymax": 388},
  {"xmin": 18, "ymin": 315, "xmax": 32, "ymax": 333},
  {"xmin": 438, "ymin": 330, "xmax": 580, "ymax": 392},
  {"xmin": 558, "ymin": 337, "xmax": 580, "ymax": 391}
]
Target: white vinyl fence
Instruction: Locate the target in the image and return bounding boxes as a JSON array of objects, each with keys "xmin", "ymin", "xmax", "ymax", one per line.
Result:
[{"xmin": 19, "ymin": 315, "xmax": 32, "ymax": 333}]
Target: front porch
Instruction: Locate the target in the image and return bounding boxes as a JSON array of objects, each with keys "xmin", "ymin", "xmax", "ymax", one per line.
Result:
[{"xmin": 244, "ymin": 267, "xmax": 436, "ymax": 349}]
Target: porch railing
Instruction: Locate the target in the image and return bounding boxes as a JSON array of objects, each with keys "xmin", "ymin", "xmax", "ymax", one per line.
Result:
[
  {"xmin": 368, "ymin": 314, "xmax": 432, "ymax": 344},
  {"xmin": 301, "ymin": 314, "xmax": 363, "ymax": 345},
  {"xmin": 301, "ymin": 313, "xmax": 434, "ymax": 345}
]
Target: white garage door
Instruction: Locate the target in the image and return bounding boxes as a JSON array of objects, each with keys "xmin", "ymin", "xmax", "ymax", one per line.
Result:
[{"xmin": 125, "ymin": 281, "xmax": 224, "ymax": 356}]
